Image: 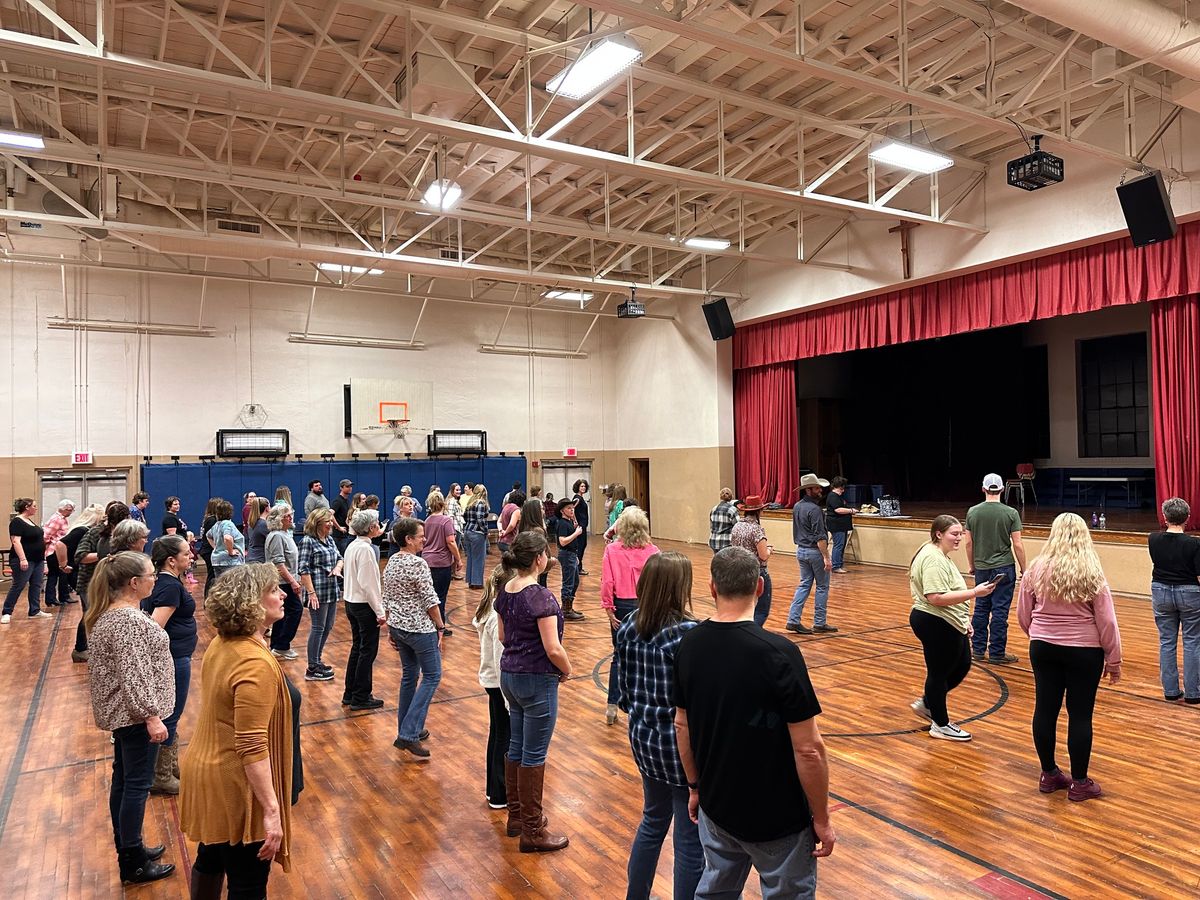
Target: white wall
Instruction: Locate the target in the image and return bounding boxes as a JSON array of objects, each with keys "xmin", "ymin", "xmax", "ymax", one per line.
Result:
[{"xmin": 0, "ymin": 246, "xmax": 727, "ymax": 463}]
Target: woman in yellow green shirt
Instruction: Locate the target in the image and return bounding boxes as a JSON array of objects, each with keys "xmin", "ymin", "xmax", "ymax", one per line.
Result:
[{"xmin": 908, "ymin": 515, "xmax": 996, "ymax": 742}]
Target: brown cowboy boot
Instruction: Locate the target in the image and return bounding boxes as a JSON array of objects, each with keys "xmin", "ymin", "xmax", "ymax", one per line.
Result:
[
  {"xmin": 518, "ymin": 765, "xmax": 568, "ymax": 853},
  {"xmin": 505, "ymin": 758, "xmax": 522, "ymax": 836}
]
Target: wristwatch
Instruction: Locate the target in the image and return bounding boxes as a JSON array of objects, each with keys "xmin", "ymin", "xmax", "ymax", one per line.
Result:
[{"xmin": 687, "ymin": 781, "xmax": 699, "ymax": 791}]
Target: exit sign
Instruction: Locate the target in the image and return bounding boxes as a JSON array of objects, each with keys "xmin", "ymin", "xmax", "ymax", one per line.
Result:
[
  {"xmin": 562, "ymin": 447, "xmax": 578, "ymax": 458},
  {"xmin": 72, "ymin": 451, "xmax": 93, "ymax": 465}
]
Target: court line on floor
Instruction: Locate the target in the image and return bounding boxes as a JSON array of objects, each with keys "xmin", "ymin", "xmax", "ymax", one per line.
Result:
[
  {"xmin": 0, "ymin": 611, "xmax": 63, "ymax": 846},
  {"xmin": 828, "ymin": 789, "xmax": 1068, "ymax": 900}
]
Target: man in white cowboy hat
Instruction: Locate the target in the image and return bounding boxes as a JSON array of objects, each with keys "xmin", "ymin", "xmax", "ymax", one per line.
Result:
[{"xmin": 787, "ymin": 474, "xmax": 837, "ymax": 635}]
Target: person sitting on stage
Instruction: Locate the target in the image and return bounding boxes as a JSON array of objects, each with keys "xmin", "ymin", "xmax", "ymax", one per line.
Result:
[{"xmin": 908, "ymin": 515, "xmax": 997, "ymax": 742}]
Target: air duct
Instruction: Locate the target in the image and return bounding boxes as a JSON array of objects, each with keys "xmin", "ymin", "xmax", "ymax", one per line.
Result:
[{"xmin": 1005, "ymin": 0, "xmax": 1200, "ymax": 113}]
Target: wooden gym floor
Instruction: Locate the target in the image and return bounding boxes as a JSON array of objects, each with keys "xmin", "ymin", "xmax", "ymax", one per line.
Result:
[{"xmin": 0, "ymin": 539, "xmax": 1195, "ymax": 899}]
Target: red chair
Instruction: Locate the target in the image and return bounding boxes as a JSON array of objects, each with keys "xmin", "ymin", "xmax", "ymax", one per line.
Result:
[{"xmin": 1004, "ymin": 464, "xmax": 1037, "ymax": 507}]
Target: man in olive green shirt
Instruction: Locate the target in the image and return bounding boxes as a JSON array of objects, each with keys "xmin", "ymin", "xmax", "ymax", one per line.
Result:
[{"xmin": 964, "ymin": 474, "xmax": 1026, "ymax": 664}]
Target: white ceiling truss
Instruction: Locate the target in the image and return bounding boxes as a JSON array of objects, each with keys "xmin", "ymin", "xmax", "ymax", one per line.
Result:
[{"xmin": 0, "ymin": 0, "xmax": 1189, "ymax": 313}]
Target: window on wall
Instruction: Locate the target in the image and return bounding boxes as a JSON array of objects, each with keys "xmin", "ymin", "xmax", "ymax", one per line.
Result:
[{"xmin": 1077, "ymin": 332, "xmax": 1150, "ymax": 458}]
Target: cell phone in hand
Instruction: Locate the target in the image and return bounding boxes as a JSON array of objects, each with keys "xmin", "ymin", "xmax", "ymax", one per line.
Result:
[{"xmin": 988, "ymin": 573, "xmax": 1008, "ymax": 586}]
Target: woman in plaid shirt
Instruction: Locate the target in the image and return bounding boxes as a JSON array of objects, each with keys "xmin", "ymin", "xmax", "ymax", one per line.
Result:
[
  {"xmin": 298, "ymin": 508, "xmax": 344, "ymax": 682},
  {"xmin": 462, "ymin": 485, "xmax": 491, "ymax": 590},
  {"xmin": 615, "ymin": 551, "xmax": 703, "ymax": 900}
]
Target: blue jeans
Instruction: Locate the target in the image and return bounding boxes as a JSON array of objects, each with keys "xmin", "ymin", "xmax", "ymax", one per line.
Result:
[
  {"xmin": 627, "ymin": 774, "xmax": 703, "ymax": 900},
  {"xmin": 830, "ymin": 531, "xmax": 849, "ymax": 570},
  {"xmin": 390, "ymin": 628, "xmax": 442, "ymax": 742},
  {"xmin": 695, "ymin": 810, "xmax": 817, "ymax": 900},
  {"xmin": 164, "ymin": 655, "xmax": 191, "ymax": 746},
  {"xmin": 1151, "ymin": 582, "xmax": 1200, "ymax": 700},
  {"xmin": 501, "ymin": 671, "xmax": 559, "ymax": 766},
  {"xmin": 3, "ymin": 558, "xmax": 45, "ymax": 616},
  {"xmin": 559, "ymin": 551, "xmax": 580, "ymax": 603},
  {"xmin": 753, "ymin": 569, "xmax": 772, "ymax": 627},
  {"xmin": 607, "ymin": 599, "xmax": 639, "ymax": 704},
  {"xmin": 463, "ymin": 530, "xmax": 487, "ymax": 586},
  {"xmin": 110, "ymin": 723, "xmax": 159, "ymax": 849},
  {"xmin": 971, "ymin": 565, "xmax": 1017, "ymax": 657},
  {"xmin": 788, "ymin": 548, "xmax": 829, "ymax": 627},
  {"xmin": 306, "ymin": 600, "xmax": 338, "ymax": 667}
]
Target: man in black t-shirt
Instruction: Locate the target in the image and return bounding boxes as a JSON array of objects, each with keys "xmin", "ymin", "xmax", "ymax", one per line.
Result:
[
  {"xmin": 554, "ymin": 498, "xmax": 585, "ymax": 621},
  {"xmin": 674, "ymin": 547, "xmax": 834, "ymax": 898},
  {"xmin": 330, "ymin": 478, "xmax": 354, "ymax": 553},
  {"xmin": 825, "ymin": 476, "xmax": 855, "ymax": 574}
]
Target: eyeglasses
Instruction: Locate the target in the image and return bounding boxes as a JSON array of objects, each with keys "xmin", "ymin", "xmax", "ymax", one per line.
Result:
[{"xmin": 135, "ymin": 572, "xmax": 156, "ymax": 580}]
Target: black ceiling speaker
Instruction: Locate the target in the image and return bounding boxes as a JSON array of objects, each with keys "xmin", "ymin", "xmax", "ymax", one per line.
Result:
[
  {"xmin": 702, "ymin": 297, "xmax": 735, "ymax": 341},
  {"xmin": 1116, "ymin": 170, "xmax": 1177, "ymax": 248}
]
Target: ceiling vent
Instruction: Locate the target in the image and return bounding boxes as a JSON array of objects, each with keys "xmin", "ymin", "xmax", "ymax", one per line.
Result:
[
  {"xmin": 215, "ymin": 218, "xmax": 262, "ymax": 235},
  {"xmin": 395, "ymin": 52, "xmax": 478, "ymax": 119}
]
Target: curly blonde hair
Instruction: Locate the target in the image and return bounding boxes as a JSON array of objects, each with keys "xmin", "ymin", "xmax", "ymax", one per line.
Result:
[
  {"xmin": 1029, "ymin": 513, "xmax": 1106, "ymax": 604},
  {"xmin": 205, "ymin": 563, "xmax": 278, "ymax": 636},
  {"xmin": 614, "ymin": 506, "xmax": 651, "ymax": 548}
]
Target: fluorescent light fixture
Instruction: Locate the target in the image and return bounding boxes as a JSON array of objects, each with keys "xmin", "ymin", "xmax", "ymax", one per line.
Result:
[
  {"xmin": 480, "ymin": 344, "xmax": 589, "ymax": 359},
  {"xmin": 46, "ymin": 316, "xmax": 215, "ymax": 337},
  {"xmin": 868, "ymin": 141, "xmax": 954, "ymax": 174},
  {"xmin": 546, "ymin": 34, "xmax": 643, "ymax": 100},
  {"xmin": 544, "ymin": 289, "xmax": 594, "ymax": 301},
  {"xmin": 422, "ymin": 179, "xmax": 462, "ymax": 211},
  {"xmin": 0, "ymin": 130, "xmax": 45, "ymax": 150},
  {"xmin": 288, "ymin": 332, "xmax": 426, "ymax": 351},
  {"xmin": 683, "ymin": 236, "xmax": 731, "ymax": 252},
  {"xmin": 317, "ymin": 262, "xmax": 383, "ymax": 276}
]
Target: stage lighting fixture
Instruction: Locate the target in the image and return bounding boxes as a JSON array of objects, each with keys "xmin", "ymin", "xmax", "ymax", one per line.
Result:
[
  {"xmin": 1007, "ymin": 136, "xmax": 1063, "ymax": 192},
  {"xmin": 546, "ymin": 34, "xmax": 642, "ymax": 100}
]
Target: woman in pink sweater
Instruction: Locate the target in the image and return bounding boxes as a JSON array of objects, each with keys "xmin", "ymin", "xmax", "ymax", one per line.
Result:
[
  {"xmin": 601, "ymin": 507, "xmax": 659, "ymax": 726},
  {"xmin": 1017, "ymin": 513, "xmax": 1122, "ymax": 802}
]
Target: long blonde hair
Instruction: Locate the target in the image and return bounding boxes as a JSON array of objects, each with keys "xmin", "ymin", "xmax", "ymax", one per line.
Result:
[
  {"xmin": 474, "ymin": 563, "xmax": 508, "ymax": 624},
  {"xmin": 464, "ymin": 484, "xmax": 489, "ymax": 512},
  {"xmin": 1030, "ymin": 513, "xmax": 1106, "ymax": 604}
]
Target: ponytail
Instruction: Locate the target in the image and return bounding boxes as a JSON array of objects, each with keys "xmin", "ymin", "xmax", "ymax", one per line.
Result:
[
  {"xmin": 502, "ymin": 531, "xmax": 547, "ymax": 574},
  {"xmin": 474, "ymin": 563, "xmax": 509, "ymax": 623},
  {"xmin": 83, "ymin": 551, "xmax": 150, "ymax": 634}
]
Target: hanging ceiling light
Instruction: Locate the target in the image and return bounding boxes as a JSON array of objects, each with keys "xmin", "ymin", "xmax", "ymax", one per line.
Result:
[
  {"xmin": 546, "ymin": 34, "xmax": 643, "ymax": 100},
  {"xmin": 544, "ymin": 289, "xmax": 594, "ymax": 301},
  {"xmin": 0, "ymin": 130, "xmax": 45, "ymax": 150},
  {"xmin": 422, "ymin": 178, "xmax": 462, "ymax": 211},
  {"xmin": 317, "ymin": 262, "xmax": 383, "ymax": 276},
  {"xmin": 683, "ymin": 236, "xmax": 731, "ymax": 251},
  {"xmin": 868, "ymin": 141, "xmax": 954, "ymax": 174}
]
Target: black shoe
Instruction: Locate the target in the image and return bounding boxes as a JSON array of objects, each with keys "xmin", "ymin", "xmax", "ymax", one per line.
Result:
[
  {"xmin": 579, "ymin": 569, "xmax": 590, "ymax": 576},
  {"xmin": 393, "ymin": 738, "xmax": 431, "ymax": 758},
  {"xmin": 813, "ymin": 624, "xmax": 839, "ymax": 634},
  {"xmin": 317, "ymin": 662, "xmax": 334, "ymax": 673},
  {"xmin": 118, "ymin": 847, "xmax": 175, "ymax": 885},
  {"xmin": 419, "ymin": 728, "xmax": 430, "ymax": 740},
  {"xmin": 145, "ymin": 845, "xmax": 166, "ymax": 861},
  {"xmin": 442, "ymin": 627, "xmax": 453, "ymax": 637},
  {"xmin": 305, "ymin": 666, "xmax": 334, "ymax": 682},
  {"xmin": 785, "ymin": 622, "xmax": 814, "ymax": 635},
  {"xmin": 350, "ymin": 698, "xmax": 385, "ymax": 710},
  {"xmin": 563, "ymin": 609, "xmax": 586, "ymax": 622},
  {"xmin": 341, "ymin": 696, "xmax": 352, "ymax": 705}
]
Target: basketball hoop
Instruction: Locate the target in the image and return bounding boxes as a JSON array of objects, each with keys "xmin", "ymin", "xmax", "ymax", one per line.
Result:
[{"xmin": 387, "ymin": 418, "xmax": 411, "ymax": 439}]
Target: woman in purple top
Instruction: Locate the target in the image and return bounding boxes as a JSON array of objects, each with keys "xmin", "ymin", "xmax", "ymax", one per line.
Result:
[
  {"xmin": 495, "ymin": 531, "xmax": 572, "ymax": 854},
  {"xmin": 1017, "ymin": 512, "xmax": 1122, "ymax": 802},
  {"xmin": 421, "ymin": 492, "xmax": 463, "ymax": 637}
]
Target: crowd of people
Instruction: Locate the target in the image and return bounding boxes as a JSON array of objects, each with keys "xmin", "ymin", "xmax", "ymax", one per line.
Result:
[{"xmin": 3, "ymin": 465, "xmax": 1198, "ymax": 898}]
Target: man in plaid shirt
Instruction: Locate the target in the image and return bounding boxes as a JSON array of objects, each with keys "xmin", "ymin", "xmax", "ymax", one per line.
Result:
[{"xmin": 708, "ymin": 488, "xmax": 739, "ymax": 553}]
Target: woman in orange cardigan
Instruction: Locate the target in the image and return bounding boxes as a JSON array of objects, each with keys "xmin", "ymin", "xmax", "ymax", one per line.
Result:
[{"xmin": 180, "ymin": 563, "xmax": 302, "ymax": 898}]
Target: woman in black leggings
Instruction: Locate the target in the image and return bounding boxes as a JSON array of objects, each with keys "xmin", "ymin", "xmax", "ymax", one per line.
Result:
[
  {"xmin": 1018, "ymin": 512, "xmax": 1122, "ymax": 802},
  {"xmin": 908, "ymin": 515, "xmax": 996, "ymax": 742}
]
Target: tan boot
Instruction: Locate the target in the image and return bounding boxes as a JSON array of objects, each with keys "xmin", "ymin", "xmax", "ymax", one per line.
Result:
[
  {"xmin": 171, "ymin": 742, "xmax": 180, "ymax": 779},
  {"xmin": 518, "ymin": 764, "xmax": 568, "ymax": 853},
  {"xmin": 151, "ymin": 745, "xmax": 179, "ymax": 795}
]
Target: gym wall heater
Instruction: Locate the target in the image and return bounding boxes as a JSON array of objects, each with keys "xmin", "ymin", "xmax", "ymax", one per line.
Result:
[
  {"xmin": 427, "ymin": 430, "xmax": 487, "ymax": 456},
  {"xmin": 216, "ymin": 429, "xmax": 290, "ymax": 458}
]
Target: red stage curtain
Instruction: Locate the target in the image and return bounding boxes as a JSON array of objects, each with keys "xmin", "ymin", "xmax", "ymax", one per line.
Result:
[
  {"xmin": 735, "ymin": 219, "xmax": 1200, "ymax": 369},
  {"xmin": 1151, "ymin": 295, "xmax": 1200, "ymax": 524},
  {"xmin": 734, "ymin": 363, "xmax": 798, "ymax": 505}
]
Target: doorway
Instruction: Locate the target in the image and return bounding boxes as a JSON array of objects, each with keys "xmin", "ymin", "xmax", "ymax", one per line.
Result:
[
  {"xmin": 39, "ymin": 470, "xmax": 129, "ymax": 526},
  {"xmin": 538, "ymin": 462, "xmax": 595, "ymax": 533},
  {"xmin": 628, "ymin": 458, "xmax": 650, "ymax": 524}
]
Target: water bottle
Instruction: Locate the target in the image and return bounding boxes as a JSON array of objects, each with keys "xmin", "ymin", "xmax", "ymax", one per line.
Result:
[
  {"xmin": 1099, "ymin": 512, "xmax": 1107, "ymax": 530},
  {"xmin": 1091, "ymin": 511, "xmax": 1098, "ymax": 529}
]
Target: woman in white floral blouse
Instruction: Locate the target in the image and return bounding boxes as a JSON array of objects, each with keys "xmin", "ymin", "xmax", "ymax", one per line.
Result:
[{"xmin": 383, "ymin": 517, "xmax": 446, "ymax": 759}]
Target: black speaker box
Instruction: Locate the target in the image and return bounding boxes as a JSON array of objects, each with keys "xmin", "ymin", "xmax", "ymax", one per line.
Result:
[
  {"xmin": 1116, "ymin": 170, "xmax": 1177, "ymax": 248},
  {"xmin": 702, "ymin": 297, "xmax": 735, "ymax": 341}
]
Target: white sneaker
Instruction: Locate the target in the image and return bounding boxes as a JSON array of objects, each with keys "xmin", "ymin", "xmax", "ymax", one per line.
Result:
[
  {"xmin": 910, "ymin": 698, "xmax": 933, "ymax": 723},
  {"xmin": 32, "ymin": 611, "xmax": 52, "ymax": 619},
  {"xmin": 272, "ymin": 648, "xmax": 298, "ymax": 660},
  {"xmin": 0, "ymin": 614, "xmax": 10, "ymax": 624},
  {"xmin": 929, "ymin": 722, "xmax": 972, "ymax": 742}
]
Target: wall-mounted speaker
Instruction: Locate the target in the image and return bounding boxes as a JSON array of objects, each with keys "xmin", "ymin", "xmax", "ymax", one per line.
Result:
[
  {"xmin": 1116, "ymin": 170, "xmax": 1177, "ymax": 248},
  {"xmin": 702, "ymin": 297, "xmax": 735, "ymax": 341}
]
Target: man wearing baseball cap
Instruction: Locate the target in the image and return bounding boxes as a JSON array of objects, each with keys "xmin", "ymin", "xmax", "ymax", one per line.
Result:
[
  {"xmin": 331, "ymin": 478, "xmax": 355, "ymax": 553},
  {"xmin": 964, "ymin": 474, "xmax": 1026, "ymax": 664},
  {"xmin": 787, "ymin": 473, "xmax": 837, "ymax": 635}
]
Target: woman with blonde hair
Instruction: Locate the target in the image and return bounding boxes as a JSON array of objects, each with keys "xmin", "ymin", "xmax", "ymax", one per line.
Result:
[
  {"xmin": 1018, "ymin": 512, "xmax": 1122, "ymax": 801},
  {"xmin": 85, "ymin": 551, "xmax": 176, "ymax": 884},
  {"xmin": 908, "ymin": 515, "xmax": 996, "ymax": 742},
  {"xmin": 266, "ymin": 503, "xmax": 304, "ymax": 661},
  {"xmin": 616, "ymin": 551, "xmax": 702, "ymax": 900},
  {"xmin": 298, "ymin": 507, "xmax": 343, "ymax": 682},
  {"xmin": 462, "ymin": 484, "xmax": 491, "ymax": 590},
  {"xmin": 422, "ymin": 492, "xmax": 463, "ymax": 636},
  {"xmin": 601, "ymin": 507, "xmax": 660, "ymax": 726},
  {"xmin": 473, "ymin": 564, "xmax": 510, "ymax": 810},
  {"xmin": 274, "ymin": 486, "xmax": 293, "ymax": 509},
  {"xmin": 181, "ymin": 563, "xmax": 300, "ymax": 898}
]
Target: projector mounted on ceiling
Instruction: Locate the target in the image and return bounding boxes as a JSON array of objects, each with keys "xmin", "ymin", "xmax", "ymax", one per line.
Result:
[
  {"xmin": 617, "ymin": 287, "xmax": 645, "ymax": 319},
  {"xmin": 1007, "ymin": 135, "xmax": 1064, "ymax": 192}
]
